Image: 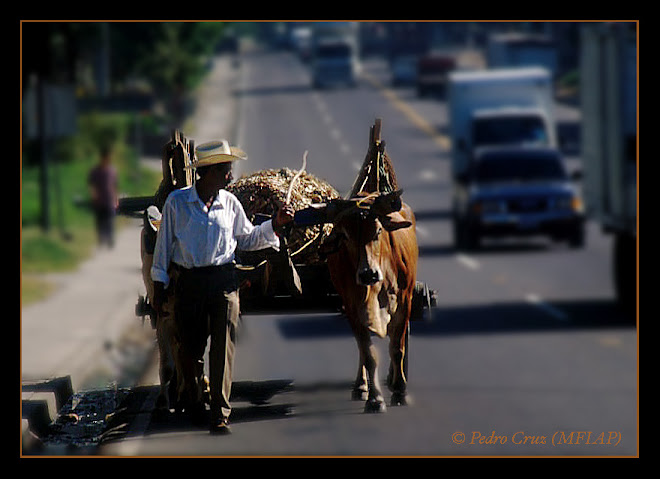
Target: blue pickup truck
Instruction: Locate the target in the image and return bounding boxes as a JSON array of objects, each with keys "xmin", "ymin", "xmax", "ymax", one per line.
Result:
[{"xmin": 452, "ymin": 146, "xmax": 585, "ymax": 250}]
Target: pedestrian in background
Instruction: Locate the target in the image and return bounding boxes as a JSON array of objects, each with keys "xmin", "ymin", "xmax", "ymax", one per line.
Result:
[
  {"xmin": 88, "ymin": 146, "xmax": 119, "ymax": 248},
  {"xmin": 151, "ymin": 140, "xmax": 294, "ymax": 434}
]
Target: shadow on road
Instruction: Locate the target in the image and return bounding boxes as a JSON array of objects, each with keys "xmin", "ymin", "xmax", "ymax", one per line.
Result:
[
  {"xmin": 275, "ymin": 298, "xmax": 635, "ymax": 341},
  {"xmin": 277, "ymin": 314, "xmax": 351, "ymax": 339},
  {"xmin": 414, "ymin": 209, "xmax": 453, "ymax": 221},
  {"xmin": 417, "ymin": 238, "xmax": 573, "ymax": 258},
  {"xmin": 128, "ymin": 380, "xmax": 299, "ymax": 437},
  {"xmin": 414, "ymin": 298, "xmax": 635, "ymax": 336}
]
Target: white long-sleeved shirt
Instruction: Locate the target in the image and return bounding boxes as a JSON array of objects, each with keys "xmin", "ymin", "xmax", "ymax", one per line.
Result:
[{"xmin": 151, "ymin": 185, "xmax": 280, "ymax": 288}]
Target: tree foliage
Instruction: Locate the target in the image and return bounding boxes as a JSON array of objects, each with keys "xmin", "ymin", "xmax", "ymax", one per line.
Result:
[{"xmin": 22, "ymin": 21, "xmax": 228, "ymax": 97}]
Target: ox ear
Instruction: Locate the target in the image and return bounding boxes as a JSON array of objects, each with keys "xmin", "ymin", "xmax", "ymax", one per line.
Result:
[
  {"xmin": 371, "ymin": 189, "xmax": 404, "ymax": 217},
  {"xmin": 380, "ymin": 211, "xmax": 412, "ymax": 232}
]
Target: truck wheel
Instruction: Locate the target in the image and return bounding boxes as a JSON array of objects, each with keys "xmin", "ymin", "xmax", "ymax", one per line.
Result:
[
  {"xmin": 452, "ymin": 218, "xmax": 464, "ymax": 250},
  {"xmin": 614, "ymin": 232, "xmax": 636, "ymax": 320},
  {"xmin": 568, "ymin": 224, "xmax": 586, "ymax": 248},
  {"xmin": 463, "ymin": 224, "xmax": 480, "ymax": 251}
]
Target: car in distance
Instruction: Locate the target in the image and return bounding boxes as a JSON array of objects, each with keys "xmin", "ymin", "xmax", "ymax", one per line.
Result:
[{"xmin": 452, "ymin": 147, "xmax": 585, "ymax": 250}]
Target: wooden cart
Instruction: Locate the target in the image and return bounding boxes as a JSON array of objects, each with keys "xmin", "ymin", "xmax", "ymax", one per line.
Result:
[{"xmin": 119, "ymin": 128, "xmax": 436, "ymax": 323}]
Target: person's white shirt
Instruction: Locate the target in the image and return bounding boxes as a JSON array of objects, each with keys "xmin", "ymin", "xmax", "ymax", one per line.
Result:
[{"xmin": 151, "ymin": 185, "xmax": 280, "ymax": 288}]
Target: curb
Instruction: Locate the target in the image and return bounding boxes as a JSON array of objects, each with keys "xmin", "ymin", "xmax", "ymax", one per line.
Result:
[{"xmin": 21, "ymin": 376, "xmax": 74, "ymax": 454}]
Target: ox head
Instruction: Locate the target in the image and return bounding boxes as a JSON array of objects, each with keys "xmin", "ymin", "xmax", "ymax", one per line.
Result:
[{"xmin": 328, "ymin": 189, "xmax": 412, "ymax": 286}]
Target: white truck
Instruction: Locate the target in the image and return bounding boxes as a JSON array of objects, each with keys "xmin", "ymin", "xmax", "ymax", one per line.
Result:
[
  {"xmin": 580, "ymin": 22, "xmax": 637, "ymax": 313},
  {"xmin": 486, "ymin": 33, "xmax": 559, "ymax": 77},
  {"xmin": 310, "ymin": 22, "xmax": 360, "ymax": 88},
  {"xmin": 447, "ymin": 66, "xmax": 557, "ymax": 181}
]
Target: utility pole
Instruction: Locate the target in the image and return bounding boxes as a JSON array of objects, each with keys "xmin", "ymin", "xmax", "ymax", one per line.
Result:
[{"xmin": 37, "ymin": 76, "xmax": 50, "ymax": 232}]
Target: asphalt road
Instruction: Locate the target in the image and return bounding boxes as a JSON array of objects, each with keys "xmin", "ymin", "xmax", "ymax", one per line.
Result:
[{"xmin": 101, "ymin": 47, "xmax": 637, "ymax": 457}]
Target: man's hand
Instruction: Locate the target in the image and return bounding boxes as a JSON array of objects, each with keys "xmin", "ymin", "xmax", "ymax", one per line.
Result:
[{"xmin": 274, "ymin": 204, "xmax": 295, "ymax": 230}]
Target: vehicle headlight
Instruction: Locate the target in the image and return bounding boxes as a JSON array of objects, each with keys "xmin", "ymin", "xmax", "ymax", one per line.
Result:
[
  {"xmin": 555, "ymin": 195, "xmax": 584, "ymax": 213},
  {"xmin": 571, "ymin": 196, "xmax": 584, "ymax": 213}
]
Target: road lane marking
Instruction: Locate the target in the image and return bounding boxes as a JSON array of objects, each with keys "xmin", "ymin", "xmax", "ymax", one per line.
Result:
[
  {"xmin": 419, "ymin": 168, "xmax": 437, "ymax": 182},
  {"xmin": 312, "ymin": 90, "xmax": 354, "ymax": 158},
  {"xmin": 361, "ymin": 70, "xmax": 451, "ymax": 151},
  {"xmin": 415, "ymin": 224, "xmax": 430, "ymax": 238},
  {"xmin": 330, "ymin": 127, "xmax": 342, "ymax": 141},
  {"xmin": 456, "ymin": 254, "xmax": 480, "ymax": 270},
  {"xmin": 234, "ymin": 58, "xmax": 249, "ymax": 179},
  {"xmin": 525, "ymin": 293, "xmax": 570, "ymax": 321},
  {"xmin": 598, "ymin": 336, "xmax": 623, "ymax": 348},
  {"xmin": 339, "ymin": 142, "xmax": 352, "ymax": 157},
  {"xmin": 321, "ymin": 110, "xmax": 333, "ymax": 126}
]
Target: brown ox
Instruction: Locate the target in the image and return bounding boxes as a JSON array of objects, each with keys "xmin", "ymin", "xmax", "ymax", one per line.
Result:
[{"xmin": 323, "ymin": 121, "xmax": 418, "ymax": 412}]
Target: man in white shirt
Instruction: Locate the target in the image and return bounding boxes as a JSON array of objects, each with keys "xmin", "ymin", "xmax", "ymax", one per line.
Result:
[{"xmin": 151, "ymin": 140, "xmax": 293, "ymax": 434}]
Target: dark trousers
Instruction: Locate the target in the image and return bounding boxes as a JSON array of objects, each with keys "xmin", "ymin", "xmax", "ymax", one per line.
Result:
[
  {"xmin": 173, "ymin": 264, "xmax": 240, "ymax": 421},
  {"xmin": 93, "ymin": 206, "xmax": 115, "ymax": 248}
]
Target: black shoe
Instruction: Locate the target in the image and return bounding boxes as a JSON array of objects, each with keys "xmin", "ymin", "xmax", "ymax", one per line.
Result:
[{"xmin": 209, "ymin": 418, "xmax": 232, "ymax": 435}]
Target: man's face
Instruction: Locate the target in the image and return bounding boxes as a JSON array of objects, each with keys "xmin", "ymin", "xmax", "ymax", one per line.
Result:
[{"xmin": 203, "ymin": 163, "xmax": 233, "ymax": 188}]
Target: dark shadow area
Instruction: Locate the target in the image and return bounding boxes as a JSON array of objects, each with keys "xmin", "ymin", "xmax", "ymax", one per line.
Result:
[
  {"xmin": 413, "ymin": 209, "xmax": 452, "ymax": 221},
  {"xmin": 413, "ymin": 297, "xmax": 635, "ymax": 337},
  {"xmin": 231, "ymin": 379, "xmax": 295, "ymax": 405},
  {"xmin": 292, "ymin": 380, "xmax": 355, "ymax": 393},
  {"xmin": 470, "ymin": 240, "xmax": 552, "ymax": 255},
  {"xmin": 418, "ymin": 244, "xmax": 456, "ymax": 258},
  {"xmin": 274, "ymin": 297, "xmax": 635, "ymax": 341},
  {"xmin": 277, "ymin": 314, "xmax": 352, "ymax": 339},
  {"xmin": 127, "ymin": 379, "xmax": 299, "ymax": 437},
  {"xmin": 108, "ymin": 379, "xmax": 364, "ymax": 443},
  {"xmin": 145, "ymin": 403, "xmax": 295, "ymax": 434},
  {"xmin": 229, "ymin": 403, "xmax": 296, "ymax": 424},
  {"xmin": 417, "ymin": 238, "xmax": 552, "ymax": 258}
]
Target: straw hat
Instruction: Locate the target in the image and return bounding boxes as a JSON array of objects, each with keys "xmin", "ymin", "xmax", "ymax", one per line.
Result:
[{"xmin": 186, "ymin": 140, "xmax": 247, "ymax": 169}]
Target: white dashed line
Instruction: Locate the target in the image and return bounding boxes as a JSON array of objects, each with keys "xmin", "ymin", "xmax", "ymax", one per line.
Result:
[
  {"xmin": 330, "ymin": 127, "xmax": 342, "ymax": 141},
  {"xmin": 456, "ymin": 254, "xmax": 480, "ymax": 270},
  {"xmin": 321, "ymin": 111, "xmax": 333, "ymax": 126},
  {"xmin": 312, "ymin": 92, "xmax": 352, "ymax": 158},
  {"xmin": 525, "ymin": 293, "xmax": 570, "ymax": 321},
  {"xmin": 419, "ymin": 169, "xmax": 437, "ymax": 182},
  {"xmin": 415, "ymin": 225, "xmax": 430, "ymax": 238},
  {"xmin": 339, "ymin": 142, "xmax": 352, "ymax": 157}
]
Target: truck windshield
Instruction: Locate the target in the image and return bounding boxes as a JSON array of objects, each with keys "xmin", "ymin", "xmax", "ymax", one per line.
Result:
[
  {"xmin": 473, "ymin": 116, "xmax": 548, "ymax": 147},
  {"xmin": 316, "ymin": 44, "xmax": 351, "ymax": 58},
  {"xmin": 474, "ymin": 153, "xmax": 567, "ymax": 182}
]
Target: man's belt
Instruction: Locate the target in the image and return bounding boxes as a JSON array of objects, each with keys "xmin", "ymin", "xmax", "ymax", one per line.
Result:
[{"xmin": 172, "ymin": 262, "xmax": 236, "ymax": 274}]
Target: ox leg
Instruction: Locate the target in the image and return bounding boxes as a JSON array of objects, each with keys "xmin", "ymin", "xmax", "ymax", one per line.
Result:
[
  {"xmin": 352, "ymin": 364, "xmax": 368, "ymax": 401},
  {"xmin": 142, "ymin": 247, "xmax": 177, "ymax": 415},
  {"xmin": 352, "ymin": 324, "xmax": 386, "ymax": 413},
  {"xmin": 387, "ymin": 317, "xmax": 410, "ymax": 406},
  {"xmin": 155, "ymin": 315, "xmax": 175, "ymax": 411}
]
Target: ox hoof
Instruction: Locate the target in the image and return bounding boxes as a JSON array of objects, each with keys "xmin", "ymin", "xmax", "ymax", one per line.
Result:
[
  {"xmin": 390, "ymin": 392, "xmax": 410, "ymax": 406},
  {"xmin": 351, "ymin": 389, "xmax": 368, "ymax": 401},
  {"xmin": 364, "ymin": 398, "xmax": 387, "ymax": 414}
]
